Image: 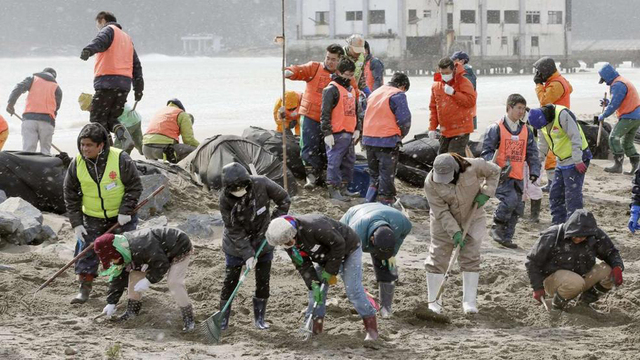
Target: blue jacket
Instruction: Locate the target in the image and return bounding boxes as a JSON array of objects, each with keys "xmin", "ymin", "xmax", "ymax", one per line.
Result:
[
  {"xmin": 463, "ymin": 64, "xmax": 477, "ymax": 90},
  {"xmin": 83, "ymin": 22, "xmax": 144, "ymax": 93},
  {"xmin": 366, "ymin": 55, "xmax": 385, "ymax": 91},
  {"xmin": 599, "ymin": 63, "xmax": 640, "ymax": 120},
  {"xmin": 362, "ymin": 90, "xmax": 412, "ymax": 148},
  {"xmin": 340, "ymin": 202, "xmax": 412, "ymax": 256}
]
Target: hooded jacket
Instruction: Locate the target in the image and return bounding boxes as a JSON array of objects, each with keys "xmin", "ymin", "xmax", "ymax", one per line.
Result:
[
  {"xmin": 599, "ymin": 63, "xmax": 640, "ymax": 120},
  {"xmin": 63, "ymin": 123, "xmax": 142, "ymax": 228},
  {"xmin": 525, "ymin": 210, "xmax": 624, "ymax": 291},
  {"xmin": 220, "ymin": 163, "xmax": 290, "ymax": 260},
  {"xmin": 7, "ymin": 71, "xmax": 62, "ymax": 123},
  {"xmin": 285, "ymin": 214, "xmax": 361, "ymax": 289}
]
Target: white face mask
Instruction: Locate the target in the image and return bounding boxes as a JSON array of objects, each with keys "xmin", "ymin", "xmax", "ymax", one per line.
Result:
[
  {"xmin": 441, "ymin": 73, "xmax": 453, "ymax": 82},
  {"xmin": 230, "ymin": 188, "xmax": 247, "ymax": 197}
]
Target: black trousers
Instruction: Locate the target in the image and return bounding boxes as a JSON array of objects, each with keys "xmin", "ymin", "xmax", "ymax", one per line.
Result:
[
  {"xmin": 221, "ymin": 260, "xmax": 272, "ymax": 300},
  {"xmin": 438, "ymin": 133, "xmax": 469, "ymax": 157},
  {"xmin": 90, "ymin": 89, "xmax": 129, "ymax": 133}
]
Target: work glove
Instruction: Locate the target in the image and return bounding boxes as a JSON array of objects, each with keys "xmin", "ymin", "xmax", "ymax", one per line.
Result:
[
  {"xmin": 284, "ymin": 69, "xmax": 293, "ymax": 78},
  {"xmin": 6, "ymin": 104, "xmax": 15, "ymax": 115},
  {"xmin": 533, "ymin": 71, "xmax": 544, "ymax": 85},
  {"xmin": 428, "ymin": 130, "xmax": 438, "ymax": 140},
  {"xmin": 453, "ymin": 231, "xmax": 465, "ymax": 248},
  {"xmin": 278, "ymin": 106, "xmax": 286, "ymax": 120},
  {"xmin": 117, "ymin": 214, "xmax": 132, "ymax": 226},
  {"xmin": 134, "ymin": 91, "xmax": 143, "ymax": 102},
  {"xmin": 74, "ymin": 225, "xmax": 88, "ymax": 244},
  {"xmin": 311, "ymin": 281, "xmax": 324, "ymax": 304},
  {"xmin": 324, "ymin": 134, "xmax": 334, "ymax": 148},
  {"xmin": 245, "ymin": 257, "xmax": 255, "ymax": 271},
  {"xmin": 444, "ymin": 84, "xmax": 455, "ymax": 96},
  {"xmin": 321, "ymin": 270, "xmax": 338, "ymax": 286},
  {"xmin": 628, "ymin": 205, "xmax": 640, "ymax": 233},
  {"xmin": 133, "ymin": 278, "xmax": 151, "ymax": 292},
  {"xmin": 600, "ymin": 98, "xmax": 610, "ymax": 108},
  {"xmin": 610, "ymin": 266, "xmax": 623, "ymax": 286},
  {"xmin": 597, "ymin": 113, "xmax": 605, "ymax": 123},
  {"xmin": 80, "ymin": 49, "xmax": 91, "ymax": 61},
  {"xmin": 363, "ymin": 87, "xmax": 371, "ymax": 97},
  {"xmin": 473, "ymin": 193, "xmax": 490, "ymax": 208},
  {"xmin": 102, "ymin": 304, "xmax": 117, "ymax": 317},
  {"xmin": 574, "ymin": 162, "xmax": 588, "ymax": 174},
  {"xmin": 381, "ymin": 256, "xmax": 397, "ymax": 270},
  {"xmin": 532, "ymin": 289, "xmax": 546, "ymax": 303},
  {"xmin": 352, "ymin": 130, "xmax": 361, "ymax": 145},
  {"xmin": 529, "ymin": 175, "xmax": 539, "ymax": 183}
]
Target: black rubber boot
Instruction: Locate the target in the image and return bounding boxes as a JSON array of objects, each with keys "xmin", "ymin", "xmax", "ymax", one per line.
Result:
[
  {"xmin": 220, "ymin": 299, "xmax": 231, "ymax": 330},
  {"xmin": 379, "ymin": 282, "xmax": 395, "ymax": 318},
  {"xmin": 604, "ymin": 155, "xmax": 624, "ymax": 174},
  {"xmin": 491, "ymin": 219, "xmax": 518, "ymax": 249},
  {"xmin": 551, "ymin": 292, "xmax": 569, "ymax": 310},
  {"xmin": 70, "ymin": 277, "xmax": 93, "ymax": 304},
  {"xmin": 252, "ymin": 297, "xmax": 270, "ymax": 330},
  {"xmin": 578, "ymin": 283, "xmax": 610, "ymax": 305},
  {"xmin": 180, "ymin": 304, "xmax": 196, "ymax": 332},
  {"xmin": 340, "ymin": 184, "xmax": 360, "ymax": 198},
  {"xmin": 625, "ymin": 155, "xmax": 640, "ymax": 175},
  {"xmin": 530, "ymin": 199, "xmax": 541, "ymax": 223},
  {"xmin": 541, "ymin": 180, "xmax": 552, "ymax": 193},
  {"xmin": 118, "ymin": 299, "xmax": 142, "ymax": 321},
  {"xmin": 328, "ymin": 185, "xmax": 347, "ymax": 201}
]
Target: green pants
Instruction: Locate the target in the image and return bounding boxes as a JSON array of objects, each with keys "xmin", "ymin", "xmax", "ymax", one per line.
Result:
[
  {"xmin": 114, "ymin": 122, "xmax": 143, "ymax": 155},
  {"xmin": 609, "ymin": 118, "xmax": 640, "ymax": 157}
]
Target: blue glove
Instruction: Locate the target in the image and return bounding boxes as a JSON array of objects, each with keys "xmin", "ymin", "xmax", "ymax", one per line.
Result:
[
  {"xmin": 598, "ymin": 113, "xmax": 605, "ymax": 122},
  {"xmin": 363, "ymin": 87, "xmax": 371, "ymax": 97},
  {"xmin": 629, "ymin": 205, "xmax": 640, "ymax": 233},
  {"xmin": 600, "ymin": 98, "xmax": 610, "ymax": 107}
]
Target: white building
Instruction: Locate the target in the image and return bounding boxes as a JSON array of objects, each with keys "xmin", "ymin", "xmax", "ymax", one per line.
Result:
[{"xmin": 290, "ymin": 0, "xmax": 571, "ymax": 64}]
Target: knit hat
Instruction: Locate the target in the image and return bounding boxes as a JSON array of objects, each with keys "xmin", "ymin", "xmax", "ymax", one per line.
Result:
[
  {"xmin": 167, "ymin": 98, "xmax": 185, "ymax": 111},
  {"xmin": 527, "ymin": 108, "xmax": 547, "ymax": 129},
  {"xmin": 94, "ymin": 233, "xmax": 121, "ymax": 269},
  {"xmin": 266, "ymin": 216, "xmax": 298, "ymax": 247},
  {"xmin": 371, "ymin": 226, "xmax": 395, "ymax": 260},
  {"xmin": 78, "ymin": 93, "xmax": 93, "ymax": 111},
  {"xmin": 42, "ymin": 67, "xmax": 57, "ymax": 79}
]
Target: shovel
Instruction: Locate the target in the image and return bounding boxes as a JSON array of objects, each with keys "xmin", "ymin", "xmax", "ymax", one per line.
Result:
[
  {"xmin": 596, "ymin": 92, "xmax": 607, "ymax": 146},
  {"xmin": 200, "ymin": 239, "xmax": 268, "ymax": 344},
  {"xmin": 298, "ymin": 281, "xmax": 327, "ymax": 341}
]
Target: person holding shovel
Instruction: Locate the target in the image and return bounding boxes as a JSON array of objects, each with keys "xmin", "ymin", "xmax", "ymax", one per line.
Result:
[
  {"xmin": 481, "ymin": 94, "xmax": 541, "ymax": 249},
  {"xmin": 63, "ymin": 123, "xmax": 142, "ymax": 304},
  {"xmin": 266, "ymin": 214, "xmax": 379, "ymax": 341},
  {"xmin": 424, "ymin": 153, "xmax": 500, "ymax": 314},
  {"xmin": 218, "ymin": 162, "xmax": 290, "ymax": 331}
]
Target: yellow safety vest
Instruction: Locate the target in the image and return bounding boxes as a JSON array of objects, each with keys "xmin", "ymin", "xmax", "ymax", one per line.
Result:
[
  {"xmin": 76, "ymin": 148, "xmax": 124, "ymax": 219},
  {"xmin": 541, "ymin": 105, "xmax": 589, "ymax": 161}
]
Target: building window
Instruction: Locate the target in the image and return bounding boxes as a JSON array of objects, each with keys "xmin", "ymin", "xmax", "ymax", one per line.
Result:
[
  {"xmin": 424, "ymin": 10, "xmax": 432, "ymax": 18},
  {"xmin": 548, "ymin": 11, "xmax": 563, "ymax": 24},
  {"xmin": 369, "ymin": 10, "xmax": 385, "ymax": 24},
  {"xmin": 526, "ymin": 11, "xmax": 540, "ymax": 24},
  {"xmin": 315, "ymin": 11, "xmax": 329, "ymax": 25},
  {"xmin": 531, "ymin": 36, "xmax": 539, "ymax": 47},
  {"xmin": 487, "ymin": 10, "xmax": 500, "ymax": 24},
  {"xmin": 475, "ymin": 36, "xmax": 481, "ymax": 45},
  {"xmin": 346, "ymin": 11, "xmax": 362, "ymax": 21},
  {"xmin": 447, "ymin": 13, "xmax": 453, "ymax": 30},
  {"xmin": 504, "ymin": 10, "xmax": 519, "ymax": 24},
  {"xmin": 501, "ymin": 36, "xmax": 508, "ymax": 46},
  {"xmin": 461, "ymin": 10, "xmax": 476, "ymax": 24},
  {"xmin": 409, "ymin": 9, "xmax": 418, "ymax": 22},
  {"xmin": 487, "ymin": 37, "xmax": 491, "ymax": 45}
]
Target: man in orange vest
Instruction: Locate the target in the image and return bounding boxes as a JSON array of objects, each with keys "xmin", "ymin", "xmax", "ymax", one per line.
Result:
[
  {"xmin": 273, "ymin": 91, "xmax": 302, "ymax": 136},
  {"xmin": 481, "ymin": 94, "xmax": 540, "ymax": 249},
  {"xmin": 363, "ymin": 41, "xmax": 384, "ymax": 93},
  {"xmin": 320, "ymin": 58, "xmax": 362, "ymax": 201},
  {"xmin": 597, "ymin": 63, "xmax": 640, "ymax": 174},
  {"xmin": 6, "ymin": 67, "xmax": 62, "ymax": 155},
  {"xmin": 80, "ymin": 11, "xmax": 143, "ymax": 150},
  {"xmin": 142, "ymin": 99, "xmax": 199, "ymax": 163},
  {"xmin": 285, "ymin": 44, "xmax": 344, "ymax": 189},
  {"xmin": 362, "ymin": 72, "xmax": 411, "ymax": 205},
  {"xmin": 0, "ymin": 114, "xmax": 8, "ymax": 150},
  {"xmin": 533, "ymin": 57, "xmax": 572, "ymax": 192}
]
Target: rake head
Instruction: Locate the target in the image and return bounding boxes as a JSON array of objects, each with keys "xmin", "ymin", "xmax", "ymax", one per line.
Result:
[{"xmin": 199, "ymin": 310, "xmax": 224, "ymax": 344}]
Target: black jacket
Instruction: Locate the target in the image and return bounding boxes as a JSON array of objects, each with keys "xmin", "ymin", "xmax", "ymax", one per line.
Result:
[
  {"xmin": 220, "ymin": 163, "xmax": 290, "ymax": 260},
  {"xmin": 83, "ymin": 22, "xmax": 144, "ymax": 93},
  {"xmin": 63, "ymin": 123, "xmax": 142, "ymax": 228},
  {"xmin": 320, "ymin": 74, "xmax": 363, "ymax": 137},
  {"xmin": 632, "ymin": 169, "xmax": 640, "ymax": 206},
  {"xmin": 285, "ymin": 214, "xmax": 361, "ymax": 289},
  {"xmin": 525, "ymin": 210, "xmax": 624, "ymax": 291},
  {"xmin": 7, "ymin": 72, "xmax": 62, "ymax": 124},
  {"xmin": 106, "ymin": 227, "xmax": 192, "ymax": 304}
]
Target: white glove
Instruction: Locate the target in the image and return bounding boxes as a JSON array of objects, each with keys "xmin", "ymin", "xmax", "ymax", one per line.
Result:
[
  {"xmin": 133, "ymin": 278, "xmax": 151, "ymax": 292},
  {"xmin": 428, "ymin": 130, "xmax": 438, "ymax": 140},
  {"xmin": 74, "ymin": 225, "xmax": 88, "ymax": 244},
  {"xmin": 102, "ymin": 303, "xmax": 117, "ymax": 317},
  {"xmin": 444, "ymin": 84, "xmax": 455, "ymax": 95},
  {"xmin": 324, "ymin": 135, "xmax": 335, "ymax": 148},
  {"xmin": 352, "ymin": 130, "xmax": 360, "ymax": 145},
  {"xmin": 284, "ymin": 69, "xmax": 293, "ymax": 78},
  {"xmin": 245, "ymin": 257, "xmax": 255, "ymax": 271},
  {"xmin": 117, "ymin": 214, "xmax": 132, "ymax": 226}
]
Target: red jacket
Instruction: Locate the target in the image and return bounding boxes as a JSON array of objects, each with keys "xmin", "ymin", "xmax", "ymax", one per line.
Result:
[{"xmin": 429, "ymin": 65, "xmax": 476, "ymax": 138}]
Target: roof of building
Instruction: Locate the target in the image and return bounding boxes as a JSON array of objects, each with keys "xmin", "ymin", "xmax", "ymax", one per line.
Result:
[{"xmin": 573, "ymin": 40, "xmax": 640, "ymax": 52}]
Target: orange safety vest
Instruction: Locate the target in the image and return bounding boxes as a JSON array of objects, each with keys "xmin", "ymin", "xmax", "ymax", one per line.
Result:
[
  {"xmin": 299, "ymin": 63, "xmax": 333, "ymax": 122},
  {"xmin": 612, "ymin": 76, "xmax": 640, "ymax": 118},
  {"xmin": 545, "ymin": 73, "xmax": 571, "ymax": 108},
  {"xmin": 364, "ymin": 59, "xmax": 374, "ymax": 90},
  {"xmin": 0, "ymin": 114, "xmax": 7, "ymax": 133},
  {"xmin": 95, "ymin": 25, "xmax": 134, "ymax": 78},
  {"xmin": 145, "ymin": 106, "xmax": 184, "ymax": 141},
  {"xmin": 24, "ymin": 76, "xmax": 58, "ymax": 120},
  {"xmin": 363, "ymin": 85, "xmax": 403, "ymax": 138},
  {"xmin": 496, "ymin": 119, "xmax": 528, "ymax": 180},
  {"xmin": 329, "ymin": 81, "xmax": 357, "ymax": 134}
]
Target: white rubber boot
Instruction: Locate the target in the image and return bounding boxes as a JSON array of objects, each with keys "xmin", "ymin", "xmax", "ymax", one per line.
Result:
[
  {"xmin": 426, "ymin": 272, "xmax": 444, "ymax": 314},
  {"xmin": 462, "ymin": 272, "xmax": 479, "ymax": 314}
]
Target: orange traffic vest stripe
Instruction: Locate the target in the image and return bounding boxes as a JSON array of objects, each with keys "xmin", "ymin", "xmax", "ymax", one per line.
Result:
[
  {"xmin": 364, "ymin": 60, "xmax": 374, "ymax": 90},
  {"xmin": 145, "ymin": 106, "xmax": 184, "ymax": 141},
  {"xmin": 299, "ymin": 63, "xmax": 332, "ymax": 121},
  {"xmin": 612, "ymin": 76, "xmax": 640, "ymax": 117},
  {"xmin": 95, "ymin": 25, "xmax": 134, "ymax": 78},
  {"xmin": 496, "ymin": 119, "xmax": 528, "ymax": 180},
  {"xmin": 329, "ymin": 81, "xmax": 357, "ymax": 134},
  {"xmin": 363, "ymin": 85, "xmax": 403, "ymax": 138},
  {"xmin": 24, "ymin": 76, "xmax": 58, "ymax": 120},
  {"xmin": 545, "ymin": 73, "xmax": 571, "ymax": 108}
]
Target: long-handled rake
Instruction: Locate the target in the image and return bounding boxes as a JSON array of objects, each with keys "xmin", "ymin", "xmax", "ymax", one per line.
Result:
[{"xmin": 298, "ymin": 282, "xmax": 326, "ymax": 341}]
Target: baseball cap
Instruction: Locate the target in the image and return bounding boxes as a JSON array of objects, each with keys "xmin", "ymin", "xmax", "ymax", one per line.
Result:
[
  {"xmin": 346, "ymin": 34, "xmax": 365, "ymax": 54},
  {"xmin": 432, "ymin": 154, "xmax": 460, "ymax": 184}
]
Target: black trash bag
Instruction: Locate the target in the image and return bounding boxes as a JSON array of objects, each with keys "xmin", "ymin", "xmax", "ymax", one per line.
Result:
[
  {"xmin": 0, "ymin": 151, "xmax": 67, "ymax": 214},
  {"xmin": 242, "ymin": 126, "xmax": 306, "ymax": 179},
  {"xmin": 178, "ymin": 135, "xmax": 297, "ymax": 196},
  {"xmin": 396, "ymin": 132, "xmax": 440, "ymax": 187},
  {"xmin": 467, "ymin": 132, "xmax": 485, "ymax": 158},
  {"xmin": 578, "ymin": 120, "xmax": 611, "ymax": 160}
]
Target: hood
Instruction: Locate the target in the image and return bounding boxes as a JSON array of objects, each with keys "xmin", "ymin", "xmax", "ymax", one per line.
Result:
[
  {"xmin": 598, "ymin": 63, "xmax": 620, "ymax": 85},
  {"xmin": 533, "ymin": 57, "xmax": 557, "ymax": 82},
  {"xmin": 76, "ymin": 122, "xmax": 111, "ymax": 154},
  {"xmin": 33, "ymin": 71, "xmax": 57, "ymax": 83},
  {"xmin": 563, "ymin": 209, "xmax": 598, "ymax": 238},
  {"xmin": 283, "ymin": 91, "xmax": 301, "ymax": 109},
  {"xmin": 222, "ymin": 162, "xmax": 252, "ymax": 190}
]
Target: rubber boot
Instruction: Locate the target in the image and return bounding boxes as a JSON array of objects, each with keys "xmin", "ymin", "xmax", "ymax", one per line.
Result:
[
  {"xmin": 312, "ymin": 316, "xmax": 324, "ymax": 335},
  {"xmin": 70, "ymin": 275, "xmax": 93, "ymax": 304},
  {"xmin": 462, "ymin": 272, "xmax": 479, "ymax": 314},
  {"xmin": 604, "ymin": 154, "xmax": 624, "ymax": 174},
  {"xmin": 378, "ymin": 196, "xmax": 394, "ymax": 206},
  {"xmin": 180, "ymin": 304, "xmax": 196, "ymax": 332},
  {"xmin": 365, "ymin": 186, "xmax": 378, "ymax": 202},
  {"xmin": 304, "ymin": 173, "xmax": 317, "ymax": 190},
  {"xmin": 340, "ymin": 183, "xmax": 360, "ymax": 198},
  {"xmin": 362, "ymin": 316, "xmax": 379, "ymax": 341},
  {"xmin": 219, "ymin": 299, "xmax": 232, "ymax": 330},
  {"xmin": 252, "ymin": 297, "xmax": 270, "ymax": 330},
  {"xmin": 113, "ymin": 124, "xmax": 135, "ymax": 152},
  {"xmin": 551, "ymin": 292, "xmax": 569, "ymax": 310},
  {"xmin": 624, "ymin": 155, "xmax": 640, "ymax": 175},
  {"xmin": 491, "ymin": 219, "xmax": 518, "ymax": 249},
  {"xmin": 541, "ymin": 180, "xmax": 552, "ymax": 193},
  {"xmin": 577, "ymin": 283, "xmax": 610, "ymax": 305},
  {"xmin": 328, "ymin": 185, "xmax": 347, "ymax": 201},
  {"xmin": 426, "ymin": 272, "xmax": 444, "ymax": 314},
  {"xmin": 118, "ymin": 299, "xmax": 142, "ymax": 321},
  {"xmin": 378, "ymin": 282, "xmax": 395, "ymax": 318},
  {"xmin": 530, "ymin": 199, "xmax": 541, "ymax": 223}
]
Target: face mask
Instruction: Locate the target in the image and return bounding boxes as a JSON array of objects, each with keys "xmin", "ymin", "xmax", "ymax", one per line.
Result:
[
  {"xmin": 441, "ymin": 73, "xmax": 453, "ymax": 82},
  {"xmin": 230, "ymin": 187, "xmax": 247, "ymax": 197}
]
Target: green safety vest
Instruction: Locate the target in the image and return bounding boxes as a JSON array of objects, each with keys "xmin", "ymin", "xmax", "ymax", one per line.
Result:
[
  {"xmin": 354, "ymin": 53, "xmax": 365, "ymax": 83},
  {"xmin": 76, "ymin": 148, "xmax": 124, "ymax": 219},
  {"xmin": 541, "ymin": 105, "xmax": 589, "ymax": 161}
]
